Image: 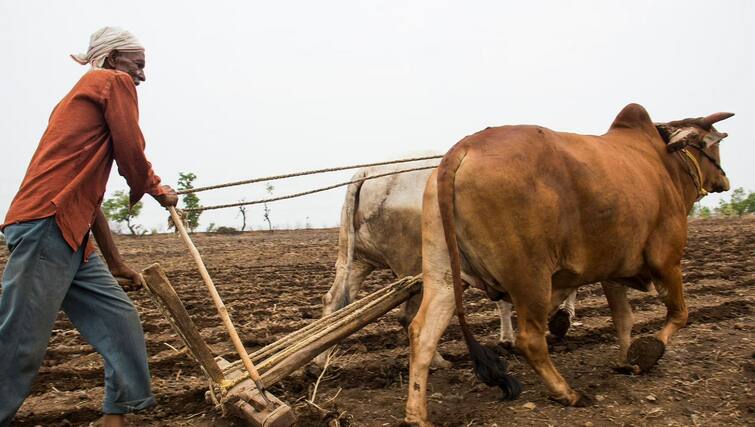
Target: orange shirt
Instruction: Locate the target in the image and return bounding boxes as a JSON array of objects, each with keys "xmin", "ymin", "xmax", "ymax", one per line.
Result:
[{"xmin": 2, "ymin": 69, "xmax": 164, "ymax": 259}]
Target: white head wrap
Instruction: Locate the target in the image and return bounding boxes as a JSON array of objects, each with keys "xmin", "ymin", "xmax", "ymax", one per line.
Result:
[{"xmin": 70, "ymin": 26, "xmax": 144, "ymax": 69}]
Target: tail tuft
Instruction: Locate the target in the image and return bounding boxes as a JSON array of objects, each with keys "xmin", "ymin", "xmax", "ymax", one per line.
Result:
[{"xmin": 468, "ymin": 336, "xmax": 522, "ymax": 400}]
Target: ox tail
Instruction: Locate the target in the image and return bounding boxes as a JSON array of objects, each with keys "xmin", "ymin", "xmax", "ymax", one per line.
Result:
[
  {"xmin": 436, "ymin": 145, "xmax": 522, "ymax": 400},
  {"xmin": 332, "ymin": 169, "xmax": 367, "ymax": 311}
]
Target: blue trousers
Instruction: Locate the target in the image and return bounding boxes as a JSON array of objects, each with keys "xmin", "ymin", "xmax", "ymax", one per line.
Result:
[{"xmin": 0, "ymin": 217, "xmax": 155, "ymax": 426}]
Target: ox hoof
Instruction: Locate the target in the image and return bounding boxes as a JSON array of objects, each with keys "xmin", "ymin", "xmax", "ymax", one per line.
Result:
[
  {"xmin": 613, "ymin": 363, "xmax": 642, "ymax": 375},
  {"xmin": 430, "ymin": 357, "xmax": 453, "ymax": 370},
  {"xmin": 548, "ymin": 308, "xmax": 572, "ymax": 339},
  {"xmin": 429, "ymin": 350, "xmax": 453, "ymax": 370},
  {"xmin": 573, "ymin": 391, "xmax": 596, "ymax": 407},
  {"xmin": 627, "ymin": 336, "xmax": 665, "ymax": 373},
  {"xmin": 549, "ymin": 390, "xmax": 595, "ymax": 407}
]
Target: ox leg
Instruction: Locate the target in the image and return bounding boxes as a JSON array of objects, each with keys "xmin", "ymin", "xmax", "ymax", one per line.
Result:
[
  {"xmin": 561, "ymin": 290, "xmax": 577, "ymax": 318},
  {"xmin": 401, "ymin": 293, "xmax": 453, "ymax": 369},
  {"xmin": 405, "ymin": 188, "xmax": 456, "ymax": 427},
  {"xmin": 315, "ymin": 259, "xmax": 374, "ymax": 367},
  {"xmin": 321, "ymin": 259, "xmax": 374, "ymax": 317},
  {"xmin": 601, "ymin": 281, "xmax": 637, "ymax": 373},
  {"xmin": 627, "ymin": 265, "xmax": 687, "ymax": 373},
  {"xmin": 548, "ymin": 288, "xmax": 577, "ymax": 339},
  {"xmin": 404, "ymin": 270, "xmax": 456, "ymax": 426},
  {"xmin": 654, "ymin": 266, "xmax": 688, "ymax": 343},
  {"xmin": 511, "ymin": 283, "xmax": 592, "ymax": 406},
  {"xmin": 496, "ymin": 300, "xmax": 516, "ymax": 348},
  {"xmin": 499, "ymin": 289, "xmax": 572, "ymax": 349}
]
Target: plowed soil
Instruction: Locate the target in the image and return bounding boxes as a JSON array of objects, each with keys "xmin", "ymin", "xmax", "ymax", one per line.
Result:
[{"xmin": 3, "ymin": 218, "xmax": 754, "ymax": 426}]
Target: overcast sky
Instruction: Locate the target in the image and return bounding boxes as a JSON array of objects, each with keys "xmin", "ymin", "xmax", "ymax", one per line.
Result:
[{"xmin": 1, "ymin": 1, "xmax": 752, "ymax": 232}]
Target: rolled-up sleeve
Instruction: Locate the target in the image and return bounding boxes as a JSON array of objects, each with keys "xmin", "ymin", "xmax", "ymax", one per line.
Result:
[{"xmin": 103, "ymin": 72, "xmax": 164, "ymax": 206}]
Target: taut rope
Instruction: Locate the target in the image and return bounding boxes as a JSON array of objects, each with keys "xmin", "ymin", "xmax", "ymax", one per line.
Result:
[
  {"xmin": 183, "ymin": 165, "xmax": 438, "ymax": 213},
  {"xmin": 177, "ymin": 155, "xmax": 443, "ymax": 195}
]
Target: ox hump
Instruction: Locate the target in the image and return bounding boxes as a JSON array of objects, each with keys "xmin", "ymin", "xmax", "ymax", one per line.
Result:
[{"xmin": 609, "ymin": 103, "xmax": 655, "ymax": 132}]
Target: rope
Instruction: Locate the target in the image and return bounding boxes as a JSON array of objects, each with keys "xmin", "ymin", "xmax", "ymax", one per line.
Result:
[
  {"xmin": 177, "ymin": 155, "xmax": 443, "ymax": 195},
  {"xmin": 184, "ymin": 165, "xmax": 438, "ymax": 212},
  {"xmin": 679, "ymin": 148, "xmax": 708, "ymax": 199}
]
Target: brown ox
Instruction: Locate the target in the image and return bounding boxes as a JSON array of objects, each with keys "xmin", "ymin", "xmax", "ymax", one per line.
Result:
[
  {"xmin": 318, "ymin": 161, "xmax": 578, "ymax": 368},
  {"xmin": 404, "ymin": 104, "xmax": 732, "ymax": 425}
]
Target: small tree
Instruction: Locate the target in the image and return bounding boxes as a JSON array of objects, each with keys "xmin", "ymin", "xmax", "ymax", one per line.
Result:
[
  {"xmin": 690, "ymin": 202, "xmax": 712, "ymax": 219},
  {"xmin": 726, "ymin": 187, "xmax": 755, "ymax": 216},
  {"xmin": 742, "ymin": 192, "xmax": 755, "ymax": 215},
  {"xmin": 715, "ymin": 199, "xmax": 737, "ymax": 217},
  {"xmin": 711, "ymin": 188, "xmax": 754, "ymax": 217},
  {"xmin": 237, "ymin": 200, "xmax": 248, "ymax": 232},
  {"xmin": 262, "ymin": 183, "xmax": 274, "ymax": 232},
  {"xmin": 215, "ymin": 226, "xmax": 239, "ymax": 234},
  {"xmin": 177, "ymin": 172, "xmax": 202, "ymax": 232},
  {"xmin": 102, "ymin": 190, "xmax": 144, "ymax": 235}
]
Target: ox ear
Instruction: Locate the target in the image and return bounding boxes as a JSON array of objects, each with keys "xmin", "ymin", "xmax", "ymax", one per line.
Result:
[
  {"xmin": 701, "ymin": 130, "xmax": 728, "ymax": 149},
  {"xmin": 656, "ymin": 123, "xmax": 699, "ymax": 152},
  {"xmin": 655, "ymin": 123, "xmax": 674, "ymax": 143}
]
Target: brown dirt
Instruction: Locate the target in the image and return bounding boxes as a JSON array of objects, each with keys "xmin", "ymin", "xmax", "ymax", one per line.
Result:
[{"xmin": 3, "ymin": 218, "xmax": 754, "ymax": 426}]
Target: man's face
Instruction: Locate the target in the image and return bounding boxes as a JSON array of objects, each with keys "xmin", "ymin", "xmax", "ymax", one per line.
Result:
[{"xmin": 105, "ymin": 50, "xmax": 146, "ymax": 86}]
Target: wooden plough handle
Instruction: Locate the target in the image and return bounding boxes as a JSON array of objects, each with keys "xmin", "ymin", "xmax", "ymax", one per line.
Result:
[
  {"xmin": 168, "ymin": 207, "xmax": 267, "ymax": 393},
  {"xmin": 139, "ymin": 264, "xmax": 225, "ymax": 384}
]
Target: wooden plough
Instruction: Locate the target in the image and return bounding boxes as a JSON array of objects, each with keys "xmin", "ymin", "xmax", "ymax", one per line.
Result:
[
  {"xmin": 140, "ymin": 263, "xmax": 421, "ymax": 426},
  {"xmin": 125, "ymin": 156, "xmax": 444, "ymax": 425}
]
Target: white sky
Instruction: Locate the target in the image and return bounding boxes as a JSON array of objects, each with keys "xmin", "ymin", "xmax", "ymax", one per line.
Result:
[{"xmin": 1, "ymin": 1, "xmax": 753, "ymax": 232}]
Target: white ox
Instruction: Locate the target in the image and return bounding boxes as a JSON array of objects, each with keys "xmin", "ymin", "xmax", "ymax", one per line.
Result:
[{"xmin": 320, "ymin": 159, "xmax": 577, "ymax": 366}]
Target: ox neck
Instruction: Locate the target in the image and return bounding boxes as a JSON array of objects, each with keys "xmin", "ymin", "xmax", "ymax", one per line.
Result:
[
  {"xmin": 670, "ymin": 148, "xmax": 708, "ymax": 213},
  {"xmin": 679, "ymin": 148, "xmax": 708, "ymax": 200}
]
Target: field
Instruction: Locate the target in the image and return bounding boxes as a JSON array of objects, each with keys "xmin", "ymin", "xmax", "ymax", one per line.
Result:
[{"xmin": 4, "ymin": 218, "xmax": 754, "ymax": 426}]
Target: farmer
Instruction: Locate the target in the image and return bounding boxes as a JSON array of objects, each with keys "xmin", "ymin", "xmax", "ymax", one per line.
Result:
[{"xmin": 0, "ymin": 27, "xmax": 177, "ymax": 427}]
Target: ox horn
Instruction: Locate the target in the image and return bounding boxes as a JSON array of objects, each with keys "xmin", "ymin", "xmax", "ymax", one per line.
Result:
[{"xmin": 700, "ymin": 112, "xmax": 735, "ymax": 129}]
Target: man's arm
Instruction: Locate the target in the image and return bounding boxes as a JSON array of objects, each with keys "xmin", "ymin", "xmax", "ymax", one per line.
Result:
[
  {"xmin": 92, "ymin": 208, "xmax": 142, "ymax": 289},
  {"xmin": 104, "ymin": 72, "xmax": 175, "ymax": 207}
]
